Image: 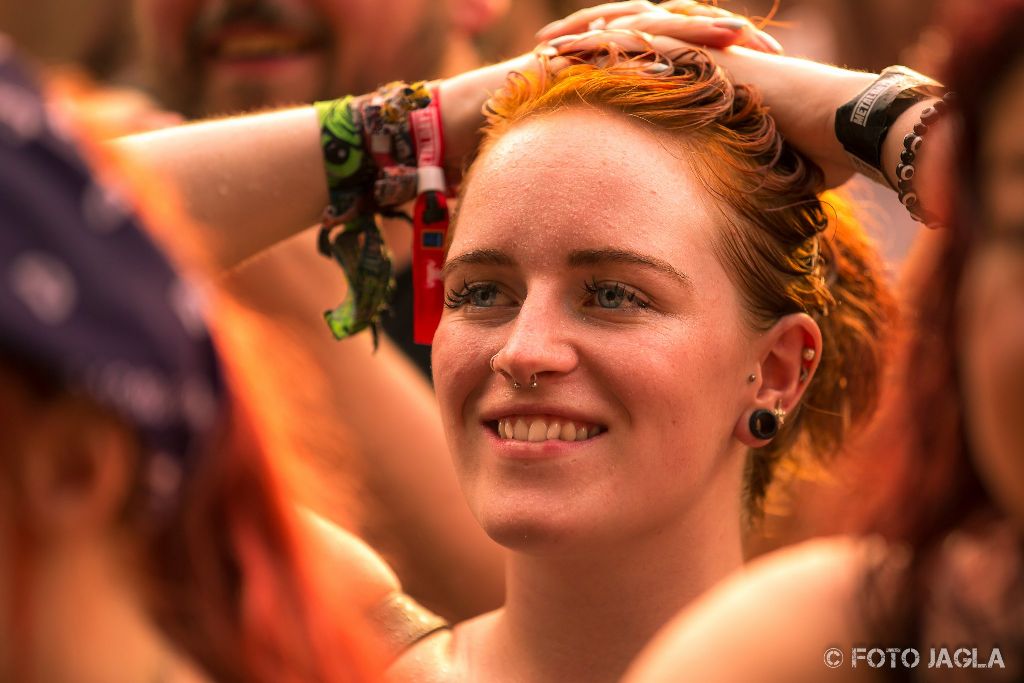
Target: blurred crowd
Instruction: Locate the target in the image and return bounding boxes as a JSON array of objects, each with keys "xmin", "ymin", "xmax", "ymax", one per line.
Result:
[{"xmin": 1, "ymin": 1, "xmax": 1021, "ymax": 682}]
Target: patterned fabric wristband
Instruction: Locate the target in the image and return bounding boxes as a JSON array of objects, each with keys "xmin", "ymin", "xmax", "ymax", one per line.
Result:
[
  {"xmin": 314, "ymin": 82, "xmax": 435, "ymax": 346},
  {"xmin": 315, "ymin": 96, "xmax": 391, "ymax": 345}
]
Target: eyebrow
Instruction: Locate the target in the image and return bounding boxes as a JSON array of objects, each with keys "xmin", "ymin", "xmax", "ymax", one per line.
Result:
[
  {"xmin": 441, "ymin": 247, "xmax": 692, "ymax": 288},
  {"xmin": 568, "ymin": 248, "xmax": 692, "ymax": 288},
  {"xmin": 441, "ymin": 249, "xmax": 516, "ymax": 279}
]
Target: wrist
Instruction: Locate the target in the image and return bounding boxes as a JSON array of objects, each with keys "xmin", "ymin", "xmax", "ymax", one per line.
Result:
[
  {"xmin": 712, "ymin": 47, "xmax": 876, "ymax": 183},
  {"xmin": 833, "ymin": 66, "xmax": 945, "ymax": 186},
  {"xmin": 880, "ymin": 98, "xmax": 940, "ymax": 188},
  {"xmin": 440, "ymin": 53, "xmax": 539, "ymax": 167}
]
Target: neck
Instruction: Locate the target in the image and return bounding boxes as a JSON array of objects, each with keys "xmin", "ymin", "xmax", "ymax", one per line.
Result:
[
  {"xmin": 479, "ymin": 485, "xmax": 745, "ymax": 683},
  {"xmin": 27, "ymin": 537, "xmax": 203, "ymax": 683}
]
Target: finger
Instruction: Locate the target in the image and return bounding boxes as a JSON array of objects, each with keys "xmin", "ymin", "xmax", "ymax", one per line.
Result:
[
  {"xmin": 756, "ymin": 29, "xmax": 784, "ymax": 54},
  {"xmin": 603, "ymin": 13, "xmax": 747, "ymax": 50},
  {"xmin": 657, "ymin": 1, "xmax": 784, "ymax": 53},
  {"xmin": 605, "ymin": 12, "xmax": 778, "ymax": 53},
  {"xmin": 536, "ymin": 1, "xmax": 663, "ymax": 40},
  {"xmin": 658, "ymin": 0, "xmax": 733, "ymax": 19},
  {"xmin": 548, "ymin": 29, "xmax": 658, "ymax": 56}
]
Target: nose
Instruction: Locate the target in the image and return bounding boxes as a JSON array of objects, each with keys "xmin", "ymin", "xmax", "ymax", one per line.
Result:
[{"xmin": 491, "ymin": 287, "xmax": 578, "ymax": 387}]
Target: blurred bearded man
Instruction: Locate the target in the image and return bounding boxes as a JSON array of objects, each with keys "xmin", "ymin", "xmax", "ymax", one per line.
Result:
[{"xmin": 134, "ymin": 0, "xmax": 476, "ymax": 117}]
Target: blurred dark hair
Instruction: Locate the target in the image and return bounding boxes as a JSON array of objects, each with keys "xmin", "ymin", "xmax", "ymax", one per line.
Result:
[{"xmin": 862, "ymin": 0, "xmax": 1024, "ymax": 663}]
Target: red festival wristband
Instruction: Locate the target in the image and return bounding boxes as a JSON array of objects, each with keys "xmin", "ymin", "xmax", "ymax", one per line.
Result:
[{"xmin": 409, "ymin": 90, "xmax": 449, "ymax": 345}]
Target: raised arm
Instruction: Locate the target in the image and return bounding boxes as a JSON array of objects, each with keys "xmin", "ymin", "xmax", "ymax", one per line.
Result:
[
  {"xmin": 539, "ymin": 2, "xmax": 949, "ymax": 199},
  {"xmin": 112, "ymin": 52, "xmax": 540, "ymax": 268}
]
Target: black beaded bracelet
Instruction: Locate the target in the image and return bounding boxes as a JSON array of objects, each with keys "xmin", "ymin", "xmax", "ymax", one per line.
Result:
[{"xmin": 894, "ymin": 91, "xmax": 956, "ymax": 226}]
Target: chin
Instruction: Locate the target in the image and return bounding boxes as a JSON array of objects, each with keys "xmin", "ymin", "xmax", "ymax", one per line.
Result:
[
  {"xmin": 482, "ymin": 516, "xmax": 574, "ymax": 552},
  {"xmin": 472, "ymin": 494, "xmax": 599, "ymax": 553}
]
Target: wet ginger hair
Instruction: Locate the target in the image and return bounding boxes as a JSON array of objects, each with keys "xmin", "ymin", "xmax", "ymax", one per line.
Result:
[{"xmin": 468, "ymin": 46, "xmax": 896, "ymax": 517}]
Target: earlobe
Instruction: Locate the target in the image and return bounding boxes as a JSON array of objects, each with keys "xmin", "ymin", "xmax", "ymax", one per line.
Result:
[{"xmin": 734, "ymin": 401, "xmax": 786, "ymax": 447}]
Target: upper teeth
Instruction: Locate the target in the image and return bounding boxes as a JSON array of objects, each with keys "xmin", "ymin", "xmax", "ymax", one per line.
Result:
[
  {"xmin": 497, "ymin": 416, "xmax": 601, "ymax": 442},
  {"xmin": 215, "ymin": 34, "xmax": 309, "ymax": 59}
]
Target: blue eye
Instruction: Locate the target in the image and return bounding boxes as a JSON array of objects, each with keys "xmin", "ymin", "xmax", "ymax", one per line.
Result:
[
  {"xmin": 445, "ymin": 282, "xmax": 502, "ymax": 309},
  {"xmin": 583, "ymin": 278, "xmax": 650, "ymax": 309}
]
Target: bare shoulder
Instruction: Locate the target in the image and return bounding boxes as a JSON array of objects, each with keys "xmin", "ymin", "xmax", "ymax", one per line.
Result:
[
  {"xmin": 625, "ymin": 536, "xmax": 891, "ymax": 683},
  {"xmin": 389, "ymin": 609, "xmax": 498, "ymax": 683},
  {"xmin": 298, "ymin": 508, "xmax": 401, "ymax": 606}
]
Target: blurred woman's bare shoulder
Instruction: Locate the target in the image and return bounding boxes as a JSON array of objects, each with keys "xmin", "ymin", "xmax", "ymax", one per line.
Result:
[{"xmin": 624, "ymin": 535, "xmax": 896, "ymax": 683}]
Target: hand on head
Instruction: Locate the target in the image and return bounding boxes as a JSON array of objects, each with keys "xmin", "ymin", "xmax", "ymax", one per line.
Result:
[{"xmin": 537, "ymin": 0, "xmax": 783, "ymax": 55}]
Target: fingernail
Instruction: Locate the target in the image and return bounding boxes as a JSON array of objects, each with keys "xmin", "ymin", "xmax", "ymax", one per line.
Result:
[
  {"xmin": 759, "ymin": 31, "xmax": 784, "ymax": 54},
  {"xmin": 711, "ymin": 18, "xmax": 746, "ymax": 31}
]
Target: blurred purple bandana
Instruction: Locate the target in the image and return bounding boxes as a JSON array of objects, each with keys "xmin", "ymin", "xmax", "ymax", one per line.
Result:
[{"xmin": 0, "ymin": 45, "xmax": 225, "ymax": 507}]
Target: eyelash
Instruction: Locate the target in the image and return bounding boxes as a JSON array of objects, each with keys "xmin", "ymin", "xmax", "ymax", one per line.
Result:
[
  {"xmin": 444, "ymin": 281, "xmax": 501, "ymax": 309},
  {"xmin": 443, "ymin": 279, "xmax": 652, "ymax": 310},
  {"xmin": 582, "ymin": 277, "xmax": 651, "ymax": 309}
]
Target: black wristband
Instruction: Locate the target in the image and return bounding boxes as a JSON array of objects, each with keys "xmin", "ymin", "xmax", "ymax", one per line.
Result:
[{"xmin": 835, "ymin": 66, "xmax": 945, "ymax": 185}]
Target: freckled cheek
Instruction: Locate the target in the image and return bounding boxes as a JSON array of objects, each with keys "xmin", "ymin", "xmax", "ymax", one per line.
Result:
[
  {"xmin": 432, "ymin": 322, "xmax": 489, "ymax": 430},
  {"xmin": 628, "ymin": 324, "xmax": 740, "ymax": 402}
]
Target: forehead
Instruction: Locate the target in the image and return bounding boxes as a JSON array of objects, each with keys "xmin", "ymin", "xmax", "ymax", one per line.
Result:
[{"xmin": 453, "ymin": 107, "xmax": 720, "ymax": 256}]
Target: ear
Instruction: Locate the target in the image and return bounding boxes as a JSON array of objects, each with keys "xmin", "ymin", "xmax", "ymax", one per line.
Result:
[
  {"xmin": 449, "ymin": 0, "xmax": 510, "ymax": 35},
  {"xmin": 21, "ymin": 397, "xmax": 137, "ymax": 542},
  {"xmin": 734, "ymin": 313, "xmax": 822, "ymax": 448}
]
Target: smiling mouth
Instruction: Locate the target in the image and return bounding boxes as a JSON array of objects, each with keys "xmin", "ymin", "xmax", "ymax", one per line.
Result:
[{"xmin": 491, "ymin": 416, "xmax": 605, "ymax": 443}]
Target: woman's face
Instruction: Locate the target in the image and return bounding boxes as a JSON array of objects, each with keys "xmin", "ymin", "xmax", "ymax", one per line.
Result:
[
  {"xmin": 432, "ymin": 108, "xmax": 759, "ymax": 550},
  {"xmin": 960, "ymin": 59, "xmax": 1024, "ymax": 527}
]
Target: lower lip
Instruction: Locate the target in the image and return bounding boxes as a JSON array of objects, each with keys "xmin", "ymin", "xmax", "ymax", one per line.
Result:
[{"xmin": 485, "ymin": 426, "xmax": 603, "ymax": 460}]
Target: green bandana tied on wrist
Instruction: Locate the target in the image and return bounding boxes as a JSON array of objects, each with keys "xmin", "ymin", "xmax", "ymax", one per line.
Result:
[
  {"xmin": 315, "ymin": 82, "xmax": 436, "ymax": 347},
  {"xmin": 315, "ymin": 96, "xmax": 393, "ymax": 346}
]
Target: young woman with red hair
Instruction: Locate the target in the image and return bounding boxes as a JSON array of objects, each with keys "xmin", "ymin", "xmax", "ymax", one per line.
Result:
[
  {"xmin": 4, "ymin": 2, "xmax": 795, "ymax": 681},
  {"xmin": 111, "ymin": 14, "xmax": 894, "ymax": 680}
]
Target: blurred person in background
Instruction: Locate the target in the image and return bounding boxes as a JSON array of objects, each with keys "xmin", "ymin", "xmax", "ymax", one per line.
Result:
[{"xmin": 128, "ymin": 0, "xmax": 517, "ymax": 621}]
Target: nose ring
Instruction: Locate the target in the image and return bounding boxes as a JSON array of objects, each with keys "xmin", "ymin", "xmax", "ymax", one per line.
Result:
[
  {"xmin": 512, "ymin": 374, "xmax": 538, "ymax": 390},
  {"xmin": 489, "ymin": 354, "xmax": 539, "ymax": 389}
]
